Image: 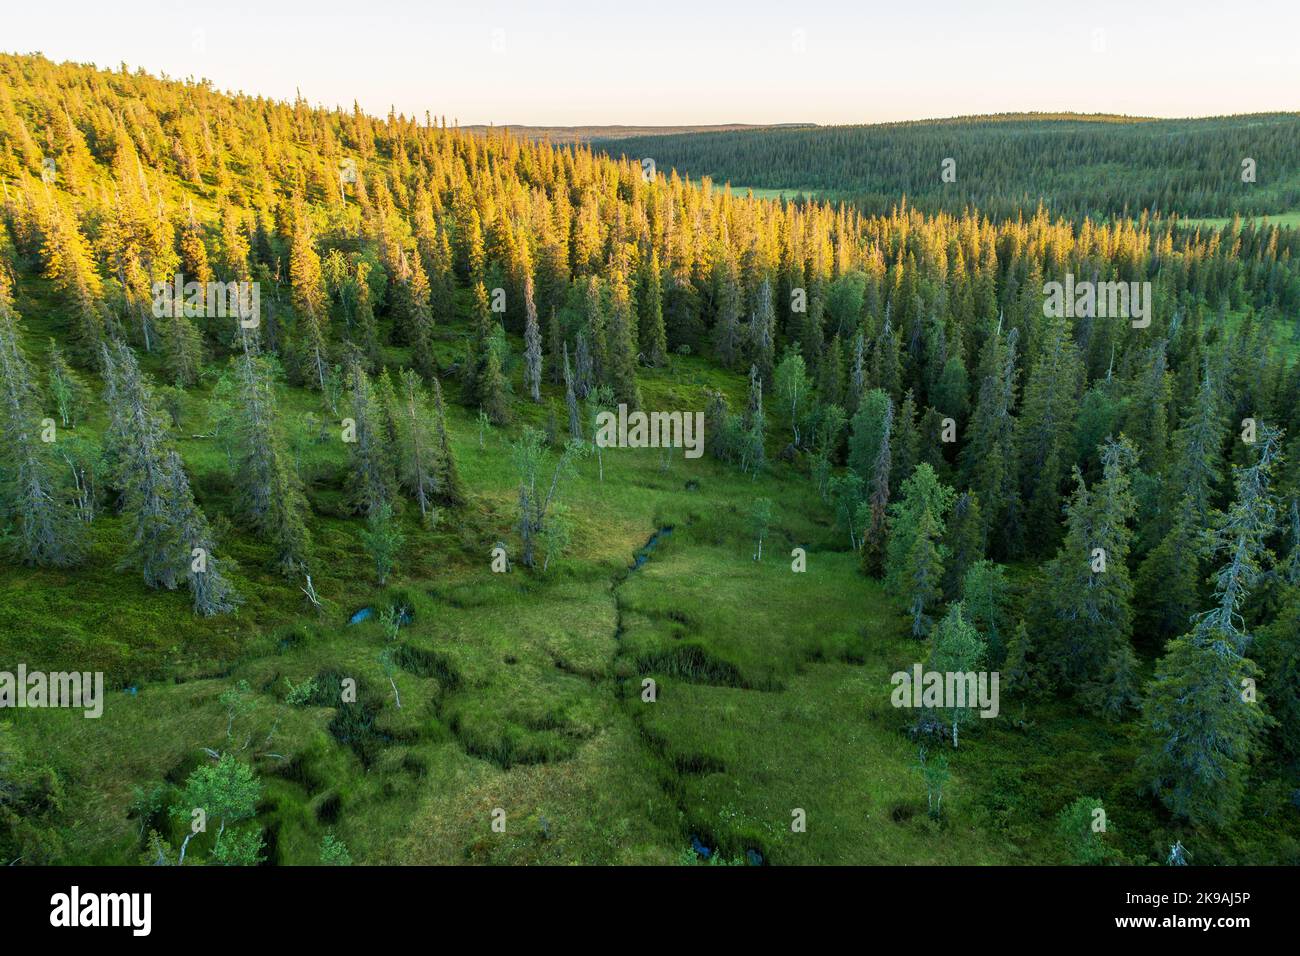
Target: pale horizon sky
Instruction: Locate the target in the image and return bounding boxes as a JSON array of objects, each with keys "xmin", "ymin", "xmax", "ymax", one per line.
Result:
[{"xmin": 5, "ymin": 0, "xmax": 1298, "ymax": 127}]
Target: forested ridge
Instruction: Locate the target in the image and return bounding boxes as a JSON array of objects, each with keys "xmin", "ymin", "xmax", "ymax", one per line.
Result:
[
  {"xmin": 594, "ymin": 112, "xmax": 1300, "ymax": 220},
  {"xmin": 1, "ymin": 54, "xmax": 1299, "ymax": 866}
]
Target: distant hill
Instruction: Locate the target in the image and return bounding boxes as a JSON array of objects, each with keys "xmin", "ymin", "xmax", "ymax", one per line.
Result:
[
  {"xmin": 462, "ymin": 122, "xmax": 814, "ymax": 144},
  {"xmin": 592, "ymin": 112, "xmax": 1300, "ymax": 220}
]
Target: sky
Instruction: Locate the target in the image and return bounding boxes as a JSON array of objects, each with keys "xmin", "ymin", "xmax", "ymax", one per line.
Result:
[{"xmin": 4, "ymin": 0, "xmax": 1298, "ymax": 127}]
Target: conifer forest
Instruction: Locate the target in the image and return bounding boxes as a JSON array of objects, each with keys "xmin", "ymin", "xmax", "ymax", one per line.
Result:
[{"xmin": 0, "ymin": 3, "xmax": 1298, "ymax": 906}]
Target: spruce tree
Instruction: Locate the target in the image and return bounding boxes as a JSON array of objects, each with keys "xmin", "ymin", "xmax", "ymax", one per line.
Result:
[
  {"xmin": 849, "ymin": 333, "xmax": 866, "ymax": 407},
  {"xmin": 960, "ymin": 328, "xmax": 1021, "ymax": 558},
  {"xmin": 586, "ymin": 383, "xmax": 615, "ymax": 482},
  {"xmin": 0, "ymin": 293, "xmax": 83, "ymax": 566},
  {"xmin": 1140, "ymin": 635, "xmax": 1266, "ymax": 825},
  {"xmin": 463, "ymin": 280, "xmax": 493, "ymax": 399},
  {"xmin": 218, "ymin": 343, "xmax": 312, "ymax": 575},
  {"xmin": 429, "ymin": 375, "xmax": 465, "ymax": 507},
  {"xmin": 344, "ymin": 358, "xmax": 395, "ymax": 517},
  {"xmin": 159, "ymin": 302, "xmax": 204, "ymax": 388},
  {"xmin": 360, "ymin": 502, "xmax": 403, "ymax": 586},
  {"xmin": 809, "ymin": 402, "xmax": 846, "ymax": 501},
  {"xmin": 605, "ymin": 270, "xmax": 641, "ymax": 410},
  {"xmin": 869, "ymin": 320, "xmax": 903, "ymax": 404},
  {"xmin": 818, "ymin": 334, "xmax": 845, "ymax": 409},
  {"xmin": 395, "ymin": 368, "xmax": 437, "ymax": 519},
  {"xmin": 584, "ymin": 275, "xmax": 608, "ymax": 385},
  {"xmin": 42, "ymin": 199, "xmax": 107, "ymax": 364},
  {"xmin": 713, "ymin": 256, "xmax": 743, "ymax": 369},
  {"xmin": 639, "ymin": 251, "xmax": 668, "ymax": 367},
  {"xmin": 373, "ymin": 368, "xmax": 402, "ymax": 476},
  {"xmin": 1140, "ymin": 424, "xmax": 1282, "ymax": 825},
  {"xmin": 1168, "ymin": 365, "xmax": 1225, "ymax": 527},
  {"xmin": 1014, "ymin": 307, "xmax": 1083, "ymax": 549},
  {"xmin": 523, "ymin": 275, "xmax": 543, "ymax": 402},
  {"xmin": 748, "ymin": 277, "xmax": 776, "ymax": 387},
  {"xmin": 178, "ymin": 212, "xmax": 212, "ymax": 288},
  {"xmin": 885, "ymin": 463, "xmax": 955, "ymax": 637},
  {"xmin": 352, "ymin": 260, "xmax": 382, "ymax": 371},
  {"xmin": 402, "ymin": 249, "xmax": 438, "ymax": 380},
  {"xmin": 862, "ymin": 396, "xmax": 893, "ymax": 577},
  {"xmin": 891, "ymin": 389, "xmax": 922, "ymax": 497},
  {"xmin": 573, "ymin": 330, "xmax": 594, "ymax": 399},
  {"xmin": 163, "ymin": 448, "xmax": 240, "ymax": 616},
  {"xmin": 546, "ymin": 307, "xmax": 564, "ymax": 386},
  {"xmin": 103, "ymin": 340, "xmax": 183, "ymax": 590},
  {"xmin": 1256, "ymin": 585, "xmax": 1300, "ymax": 760},
  {"xmin": 289, "ymin": 217, "xmax": 330, "ymax": 389},
  {"xmin": 1003, "ymin": 619, "xmax": 1049, "ymax": 700},
  {"xmin": 942, "ymin": 491, "xmax": 985, "ymax": 601},
  {"xmin": 429, "ymin": 222, "xmax": 456, "ymax": 328},
  {"xmin": 739, "ymin": 365, "xmax": 767, "ymax": 477},
  {"xmin": 562, "ymin": 342, "xmax": 581, "ymax": 441},
  {"xmin": 102, "ymin": 342, "xmax": 236, "ymax": 612},
  {"xmin": 1039, "ymin": 438, "xmax": 1139, "ymax": 712},
  {"xmin": 1134, "ymin": 494, "xmax": 1202, "ymax": 642},
  {"xmin": 216, "ymin": 202, "xmax": 251, "ymax": 284},
  {"xmin": 1121, "ymin": 342, "xmax": 1172, "ymax": 476},
  {"xmin": 478, "ymin": 334, "xmax": 511, "ymax": 426}
]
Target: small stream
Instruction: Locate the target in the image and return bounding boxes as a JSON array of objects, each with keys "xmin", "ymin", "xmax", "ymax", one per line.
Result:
[
  {"xmin": 631, "ymin": 526, "xmax": 673, "ymax": 570},
  {"xmin": 347, "ymin": 605, "xmax": 414, "ymax": 626},
  {"xmin": 615, "ymin": 524, "xmax": 765, "ymax": 865}
]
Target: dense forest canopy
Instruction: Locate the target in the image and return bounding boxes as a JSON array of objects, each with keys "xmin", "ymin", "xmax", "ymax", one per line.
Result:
[
  {"xmin": 594, "ymin": 113, "xmax": 1300, "ymax": 220},
  {"xmin": 2, "ymin": 53, "xmax": 1300, "ymax": 867}
]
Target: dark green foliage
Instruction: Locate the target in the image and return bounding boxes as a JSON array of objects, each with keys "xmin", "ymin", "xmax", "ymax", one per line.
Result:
[
  {"xmin": 1002, "ymin": 619, "xmax": 1049, "ymax": 700},
  {"xmin": 1134, "ymin": 496, "xmax": 1201, "ymax": 644},
  {"xmin": 942, "ymin": 491, "xmax": 984, "ymax": 600},
  {"xmin": 1256, "ymin": 586, "xmax": 1300, "ymax": 759}
]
